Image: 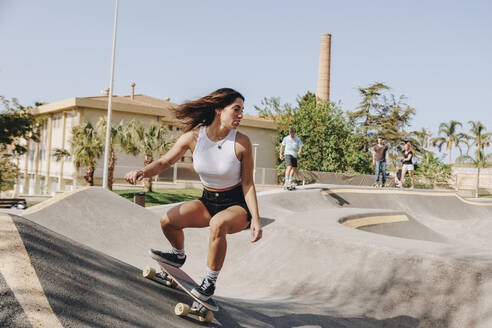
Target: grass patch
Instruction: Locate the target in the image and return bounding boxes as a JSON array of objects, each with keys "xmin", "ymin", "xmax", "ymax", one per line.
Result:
[{"xmin": 114, "ymin": 188, "xmax": 202, "ymax": 207}]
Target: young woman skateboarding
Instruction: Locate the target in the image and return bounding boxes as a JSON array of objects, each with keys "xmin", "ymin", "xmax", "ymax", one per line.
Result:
[{"xmin": 125, "ymin": 88, "xmax": 262, "ymax": 301}]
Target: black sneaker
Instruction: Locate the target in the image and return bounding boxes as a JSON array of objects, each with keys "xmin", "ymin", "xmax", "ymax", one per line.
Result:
[
  {"xmin": 191, "ymin": 278, "xmax": 216, "ymax": 301},
  {"xmin": 149, "ymin": 248, "xmax": 186, "ymax": 268}
]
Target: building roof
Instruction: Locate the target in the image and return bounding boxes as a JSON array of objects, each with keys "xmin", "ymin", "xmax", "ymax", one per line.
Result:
[{"xmin": 32, "ymin": 94, "xmax": 276, "ymax": 130}]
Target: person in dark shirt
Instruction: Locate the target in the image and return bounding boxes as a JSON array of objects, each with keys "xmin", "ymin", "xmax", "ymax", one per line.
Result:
[
  {"xmin": 372, "ymin": 137, "xmax": 389, "ymax": 187},
  {"xmin": 400, "ymin": 142, "xmax": 415, "ymax": 189}
]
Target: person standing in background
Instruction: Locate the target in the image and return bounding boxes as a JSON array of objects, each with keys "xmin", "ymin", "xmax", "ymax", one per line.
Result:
[
  {"xmin": 400, "ymin": 142, "xmax": 415, "ymax": 190},
  {"xmin": 372, "ymin": 137, "xmax": 389, "ymax": 187}
]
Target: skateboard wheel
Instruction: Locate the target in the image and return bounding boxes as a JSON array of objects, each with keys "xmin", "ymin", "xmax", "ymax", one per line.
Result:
[
  {"xmin": 199, "ymin": 311, "xmax": 214, "ymax": 323},
  {"xmin": 175, "ymin": 303, "xmax": 190, "ymax": 316},
  {"xmin": 142, "ymin": 266, "xmax": 156, "ymax": 278}
]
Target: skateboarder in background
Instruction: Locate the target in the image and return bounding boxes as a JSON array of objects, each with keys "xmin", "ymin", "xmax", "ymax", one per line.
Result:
[
  {"xmin": 279, "ymin": 128, "xmax": 303, "ymax": 188},
  {"xmin": 372, "ymin": 137, "xmax": 389, "ymax": 187},
  {"xmin": 125, "ymin": 88, "xmax": 262, "ymax": 301}
]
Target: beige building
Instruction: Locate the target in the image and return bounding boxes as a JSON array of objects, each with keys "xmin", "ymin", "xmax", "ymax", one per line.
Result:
[{"xmin": 17, "ymin": 92, "xmax": 277, "ymax": 195}]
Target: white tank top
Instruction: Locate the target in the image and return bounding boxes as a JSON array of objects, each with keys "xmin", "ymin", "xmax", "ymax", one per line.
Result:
[{"xmin": 193, "ymin": 126, "xmax": 241, "ymax": 189}]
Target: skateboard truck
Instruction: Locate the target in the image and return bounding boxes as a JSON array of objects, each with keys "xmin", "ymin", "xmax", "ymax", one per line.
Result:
[
  {"xmin": 175, "ymin": 301, "xmax": 214, "ymax": 323},
  {"xmin": 143, "ymin": 266, "xmax": 177, "ymax": 288}
]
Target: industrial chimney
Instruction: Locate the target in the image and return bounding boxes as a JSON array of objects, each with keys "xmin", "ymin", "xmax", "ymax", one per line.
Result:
[
  {"xmin": 130, "ymin": 82, "xmax": 136, "ymax": 100},
  {"xmin": 316, "ymin": 33, "xmax": 331, "ymax": 103}
]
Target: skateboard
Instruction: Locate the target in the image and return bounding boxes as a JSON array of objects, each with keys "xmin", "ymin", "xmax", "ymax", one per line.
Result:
[
  {"xmin": 143, "ymin": 259, "xmax": 218, "ymax": 323},
  {"xmin": 284, "ymin": 184, "xmax": 296, "ymax": 191}
]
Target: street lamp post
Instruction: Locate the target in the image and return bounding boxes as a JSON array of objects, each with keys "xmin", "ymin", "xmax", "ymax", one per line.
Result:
[{"xmin": 102, "ymin": 0, "xmax": 119, "ymax": 189}]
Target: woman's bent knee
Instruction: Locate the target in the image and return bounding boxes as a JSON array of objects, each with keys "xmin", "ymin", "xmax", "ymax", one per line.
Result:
[
  {"xmin": 160, "ymin": 215, "xmax": 172, "ymax": 229},
  {"xmin": 209, "ymin": 219, "xmax": 227, "ymax": 237}
]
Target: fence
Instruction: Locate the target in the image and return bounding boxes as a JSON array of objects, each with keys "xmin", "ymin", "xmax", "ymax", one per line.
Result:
[
  {"xmin": 21, "ymin": 163, "xmax": 492, "ymax": 196},
  {"xmin": 146, "ymin": 163, "xmax": 380, "ymax": 187}
]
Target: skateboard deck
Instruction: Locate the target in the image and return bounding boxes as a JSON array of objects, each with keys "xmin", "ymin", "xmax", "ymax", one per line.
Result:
[{"xmin": 143, "ymin": 259, "xmax": 218, "ymax": 323}]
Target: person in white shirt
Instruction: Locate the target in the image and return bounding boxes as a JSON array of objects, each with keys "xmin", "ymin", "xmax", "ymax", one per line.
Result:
[
  {"xmin": 279, "ymin": 128, "xmax": 303, "ymax": 187},
  {"xmin": 124, "ymin": 88, "xmax": 262, "ymax": 301}
]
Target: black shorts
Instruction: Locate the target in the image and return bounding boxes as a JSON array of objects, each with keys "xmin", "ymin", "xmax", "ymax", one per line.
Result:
[
  {"xmin": 199, "ymin": 185, "xmax": 252, "ymax": 221},
  {"xmin": 285, "ymin": 155, "xmax": 297, "ymax": 167}
]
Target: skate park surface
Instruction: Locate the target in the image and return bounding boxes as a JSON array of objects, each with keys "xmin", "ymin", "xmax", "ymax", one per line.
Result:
[{"xmin": 2, "ymin": 185, "xmax": 492, "ymax": 327}]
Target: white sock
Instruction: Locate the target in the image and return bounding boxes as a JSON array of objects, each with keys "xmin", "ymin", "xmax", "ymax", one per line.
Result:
[
  {"xmin": 171, "ymin": 247, "xmax": 185, "ymax": 258},
  {"xmin": 205, "ymin": 267, "xmax": 220, "ymax": 283},
  {"xmin": 285, "ymin": 175, "xmax": 289, "ymax": 184}
]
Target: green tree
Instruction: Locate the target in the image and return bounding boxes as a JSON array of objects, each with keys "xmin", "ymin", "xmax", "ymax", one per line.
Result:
[
  {"xmin": 0, "ymin": 96, "xmax": 40, "ymax": 154},
  {"xmin": 432, "ymin": 120, "xmax": 467, "ymax": 164},
  {"xmin": 69, "ymin": 122, "xmax": 103, "ymax": 186},
  {"xmin": 455, "ymin": 121, "xmax": 492, "ymax": 197},
  {"xmin": 347, "ymin": 82, "xmax": 389, "ymax": 151},
  {"xmin": 123, "ymin": 120, "xmax": 172, "ymax": 192},
  {"xmin": 0, "ymin": 96, "xmax": 41, "ymax": 192},
  {"xmin": 256, "ymin": 92, "xmax": 372, "ymax": 175},
  {"xmin": 377, "ymin": 95, "xmax": 417, "ymax": 166}
]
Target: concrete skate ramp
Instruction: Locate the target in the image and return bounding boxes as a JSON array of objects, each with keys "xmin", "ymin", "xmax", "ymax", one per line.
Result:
[
  {"xmin": 1, "ymin": 213, "xmax": 420, "ymax": 327},
  {"xmin": 321, "ymin": 186, "xmax": 492, "ymax": 249},
  {"xmin": 23, "ymin": 187, "xmax": 165, "ymax": 270},
  {"xmin": 18, "ymin": 186, "xmax": 492, "ymax": 327}
]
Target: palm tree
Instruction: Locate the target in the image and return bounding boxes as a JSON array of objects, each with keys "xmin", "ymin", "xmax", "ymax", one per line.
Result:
[
  {"xmin": 69, "ymin": 122, "xmax": 103, "ymax": 186},
  {"xmin": 123, "ymin": 120, "xmax": 172, "ymax": 192},
  {"xmin": 432, "ymin": 120, "xmax": 467, "ymax": 164},
  {"xmin": 96, "ymin": 118, "xmax": 124, "ymax": 191},
  {"xmin": 52, "ymin": 147, "xmax": 72, "ymax": 190},
  {"xmin": 52, "ymin": 148, "xmax": 71, "ymax": 162},
  {"xmin": 412, "ymin": 128, "xmax": 432, "ymax": 164},
  {"xmin": 455, "ymin": 121, "xmax": 492, "ymax": 197}
]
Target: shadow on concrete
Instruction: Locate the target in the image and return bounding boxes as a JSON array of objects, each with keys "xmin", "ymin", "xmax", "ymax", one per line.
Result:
[
  {"xmin": 324, "ymin": 192, "xmax": 351, "ymax": 207},
  {"xmin": 217, "ymin": 299, "xmax": 420, "ymax": 328},
  {"xmin": 11, "ymin": 215, "xmax": 241, "ymax": 328}
]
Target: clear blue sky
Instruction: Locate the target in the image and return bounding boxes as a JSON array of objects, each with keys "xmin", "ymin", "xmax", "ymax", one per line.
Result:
[{"xmin": 1, "ymin": 1, "xmax": 491, "ymax": 147}]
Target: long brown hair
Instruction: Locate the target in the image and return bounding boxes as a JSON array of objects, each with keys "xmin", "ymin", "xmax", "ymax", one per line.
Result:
[{"xmin": 173, "ymin": 88, "xmax": 244, "ymax": 132}]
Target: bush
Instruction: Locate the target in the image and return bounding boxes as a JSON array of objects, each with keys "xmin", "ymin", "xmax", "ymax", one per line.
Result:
[
  {"xmin": 0, "ymin": 155, "xmax": 19, "ymax": 192},
  {"xmin": 414, "ymin": 153, "xmax": 453, "ymax": 187}
]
